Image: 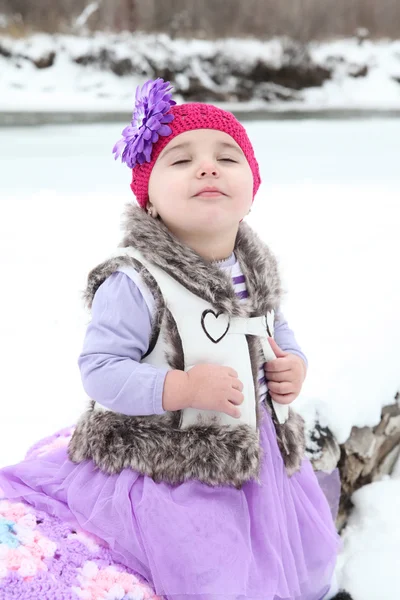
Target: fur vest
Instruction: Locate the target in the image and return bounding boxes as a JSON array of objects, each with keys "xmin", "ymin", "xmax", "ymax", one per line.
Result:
[{"xmin": 68, "ymin": 206, "xmax": 306, "ymax": 488}]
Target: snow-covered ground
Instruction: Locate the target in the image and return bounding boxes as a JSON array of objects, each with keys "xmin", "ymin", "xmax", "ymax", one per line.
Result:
[
  {"xmin": 0, "ymin": 32, "xmax": 400, "ymax": 112},
  {"xmin": 336, "ymin": 476, "xmax": 400, "ymax": 599},
  {"xmin": 0, "ymin": 117, "xmax": 399, "ymax": 598},
  {"xmin": 306, "ymin": 37, "xmax": 400, "ymax": 110}
]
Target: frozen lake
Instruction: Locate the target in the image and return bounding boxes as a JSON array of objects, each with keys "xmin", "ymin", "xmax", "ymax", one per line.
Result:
[{"xmin": 1, "ymin": 117, "xmax": 400, "ymax": 194}]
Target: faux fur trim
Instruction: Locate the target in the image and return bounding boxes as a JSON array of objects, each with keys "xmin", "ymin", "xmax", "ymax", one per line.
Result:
[
  {"xmin": 274, "ymin": 408, "xmax": 306, "ymax": 475},
  {"xmin": 68, "ymin": 402, "xmax": 261, "ymax": 488}
]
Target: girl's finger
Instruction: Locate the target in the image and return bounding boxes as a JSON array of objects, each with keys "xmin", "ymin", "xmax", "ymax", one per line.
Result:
[
  {"xmin": 267, "ymin": 381, "xmax": 294, "ymax": 395},
  {"xmin": 264, "ymin": 369, "xmax": 295, "ymax": 383},
  {"xmin": 269, "ymin": 391, "xmax": 297, "ymax": 405}
]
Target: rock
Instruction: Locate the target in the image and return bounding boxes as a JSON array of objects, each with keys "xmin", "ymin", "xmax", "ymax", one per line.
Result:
[
  {"xmin": 250, "ymin": 60, "xmax": 331, "ymax": 90},
  {"xmin": 308, "ymin": 423, "xmax": 341, "ymax": 472},
  {"xmin": 0, "ymin": 42, "xmax": 56, "ymax": 70},
  {"xmin": 145, "ymin": 63, "xmax": 177, "ymax": 86},
  {"xmin": 348, "ymin": 64, "xmax": 369, "ymax": 78},
  {"xmin": 111, "ymin": 57, "xmax": 136, "ymax": 77},
  {"xmin": 74, "ymin": 48, "xmax": 148, "ymax": 77},
  {"xmin": 179, "ymin": 79, "xmax": 230, "ymax": 102},
  {"xmin": 246, "ymin": 40, "xmax": 331, "ymax": 92},
  {"xmin": 0, "ymin": 43, "xmax": 12, "ymax": 58},
  {"xmin": 33, "ymin": 51, "xmax": 56, "ymax": 69},
  {"xmin": 232, "ymin": 79, "xmax": 254, "ymax": 102},
  {"xmin": 309, "ymin": 392, "xmax": 400, "ymax": 530}
]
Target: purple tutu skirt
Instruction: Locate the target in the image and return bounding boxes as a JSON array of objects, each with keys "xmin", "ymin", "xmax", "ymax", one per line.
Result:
[{"xmin": 0, "ymin": 407, "xmax": 341, "ymax": 599}]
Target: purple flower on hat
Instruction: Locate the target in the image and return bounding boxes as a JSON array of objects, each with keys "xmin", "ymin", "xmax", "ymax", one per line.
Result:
[{"xmin": 112, "ymin": 78, "xmax": 176, "ymax": 168}]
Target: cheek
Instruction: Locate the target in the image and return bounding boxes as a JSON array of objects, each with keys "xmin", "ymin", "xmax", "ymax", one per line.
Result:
[
  {"xmin": 149, "ymin": 170, "xmax": 176, "ymax": 205},
  {"xmin": 148, "ymin": 172, "xmax": 189, "ymax": 220},
  {"xmin": 151, "ymin": 171, "xmax": 183, "ymax": 197},
  {"xmin": 165, "ymin": 178, "xmax": 183, "ymax": 195},
  {"xmin": 234, "ymin": 170, "xmax": 254, "ymax": 203},
  {"xmin": 161, "ymin": 176, "xmax": 190, "ymax": 208}
]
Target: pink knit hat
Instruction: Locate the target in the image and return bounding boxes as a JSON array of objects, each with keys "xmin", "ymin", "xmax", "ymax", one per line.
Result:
[{"xmin": 113, "ymin": 79, "xmax": 261, "ymax": 209}]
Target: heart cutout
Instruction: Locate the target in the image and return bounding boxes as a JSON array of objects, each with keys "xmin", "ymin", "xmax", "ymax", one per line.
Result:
[{"xmin": 201, "ymin": 309, "xmax": 231, "ymax": 344}]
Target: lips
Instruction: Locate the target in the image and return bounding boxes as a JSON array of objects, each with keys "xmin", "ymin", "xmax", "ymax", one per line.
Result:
[{"xmin": 194, "ymin": 186, "xmax": 226, "ymax": 196}]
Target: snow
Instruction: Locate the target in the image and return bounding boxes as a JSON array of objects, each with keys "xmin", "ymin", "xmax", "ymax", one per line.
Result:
[
  {"xmin": 0, "ymin": 32, "xmax": 399, "ymax": 112},
  {"xmin": 336, "ymin": 477, "xmax": 400, "ymax": 600},
  {"xmin": 0, "ymin": 117, "xmax": 399, "ymax": 598},
  {"xmin": 306, "ymin": 38, "xmax": 400, "ymax": 110}
]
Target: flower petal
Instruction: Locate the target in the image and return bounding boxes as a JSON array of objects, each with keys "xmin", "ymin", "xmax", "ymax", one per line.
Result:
[
  {"xmin": 153, "ymin": 101, "xmax": 168, "ymax": 113},
  {"xmin": 158, "ymin": 125, "xmax": 172, "ymax": 137},
  {"xmin": 142, "ymin": 128, "xmax": 152, "ymax": 141},
  {"xmin": 122, "ymin": 124, "xmax": 136, "ymax": 138},
  {"xmin": 161, "ymin": 113, "xmax": 174, "ymax": 123},
  {"xmin": 143, "ymin": 144, "xmax": 153, "ymax": 162},
  {"xmin": 112, "ymin": 139, "xmax": 125, "ymax": 160},
  {"xmin": 136, "ymin": 137, "xmax": 145, "ymax": 154},
  {"xmin": 146, "ymin": 115, "xmax": 161, "ymax": 131}
]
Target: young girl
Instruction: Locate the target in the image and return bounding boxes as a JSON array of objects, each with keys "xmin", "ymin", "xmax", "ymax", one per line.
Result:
[{"xmin": 0, "ymin": 79, "xmax": 351, "ymax": 600}]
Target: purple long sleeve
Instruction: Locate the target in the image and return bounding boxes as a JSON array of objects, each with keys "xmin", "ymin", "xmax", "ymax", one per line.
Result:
[
  {"xmin": 78, "ymin": 272, "xmax": 308, "ymax": 416},
  {"xmin": 274, "ymin": 310, "xmax": 309, "ymax": 369},
  {"xmin": 78, "ymin": 272, "xmax": 169, "ymax": 416}
]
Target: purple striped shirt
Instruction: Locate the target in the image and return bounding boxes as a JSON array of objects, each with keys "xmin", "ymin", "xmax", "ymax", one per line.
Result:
[{"xmin": 220, "ymin": 255, "xmax": 269, "ymax": 401}]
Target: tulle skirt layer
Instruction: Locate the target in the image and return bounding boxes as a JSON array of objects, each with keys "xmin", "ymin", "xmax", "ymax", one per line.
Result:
[{"xmin": 0, "ymin": 407, "xmax": 341, "ymax": 599}]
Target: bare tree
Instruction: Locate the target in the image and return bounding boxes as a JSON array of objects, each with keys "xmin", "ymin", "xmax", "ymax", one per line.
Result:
[{"xmin": 2, "ymin": 0, "xmax": 400, "ymax": 39}]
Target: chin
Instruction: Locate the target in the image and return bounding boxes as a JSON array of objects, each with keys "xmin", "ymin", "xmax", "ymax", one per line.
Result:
[
  {"xmin": 199, "ymin": 216, "xmax": 233, "ymax": 231},
  {"xmin": 200, "ymin": 206, "xmax": 239, "ymax": 222}
]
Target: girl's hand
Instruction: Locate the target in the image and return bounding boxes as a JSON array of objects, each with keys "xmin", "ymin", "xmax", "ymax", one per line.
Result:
[
  {"xmin": 264, "ymin": 338, "xmax": 307, "ymax": 405},
  {"xmin": 163, "ymin": 364, "xmax": 244, "ymax": 418},
  {"xmin": 185, "ymin": 364, "xmax": 244, "ymax": 418}
]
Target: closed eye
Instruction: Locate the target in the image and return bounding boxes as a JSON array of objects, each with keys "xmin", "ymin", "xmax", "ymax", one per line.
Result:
[{"xmin": 171, "ymin": 158, "xmax": 237, "ymax": 165}]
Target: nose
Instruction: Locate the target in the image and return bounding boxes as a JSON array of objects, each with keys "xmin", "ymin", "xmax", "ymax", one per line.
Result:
[{"xmin": 196, "ymin": 160, "xmax": 219, "ymax": 178}]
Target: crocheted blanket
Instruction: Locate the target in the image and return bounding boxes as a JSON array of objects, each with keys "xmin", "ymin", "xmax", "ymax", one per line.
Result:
[{"xmin": 0, "ymin": 429, "xmax": 160, "ymax": 600}]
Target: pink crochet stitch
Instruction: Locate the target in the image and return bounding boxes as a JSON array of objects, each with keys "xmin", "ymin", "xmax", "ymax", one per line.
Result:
[
  {"xmin": 130, "ymin": 102, "xmax": 261, "ymax": 208},
  {"xmin": 0, "ymin": 499, "xmax": 161, "ymax": 599}
]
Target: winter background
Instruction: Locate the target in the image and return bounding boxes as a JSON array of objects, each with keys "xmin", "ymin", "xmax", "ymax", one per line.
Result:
[{"xmin": 0, "ymin": 1, "xmax": 400, "ymax": 599}]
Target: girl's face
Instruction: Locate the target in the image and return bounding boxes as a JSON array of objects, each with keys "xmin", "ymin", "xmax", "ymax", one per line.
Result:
[{"xmin": 148, "ymin": 129, "xmax": 253, "ymax": 241}]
